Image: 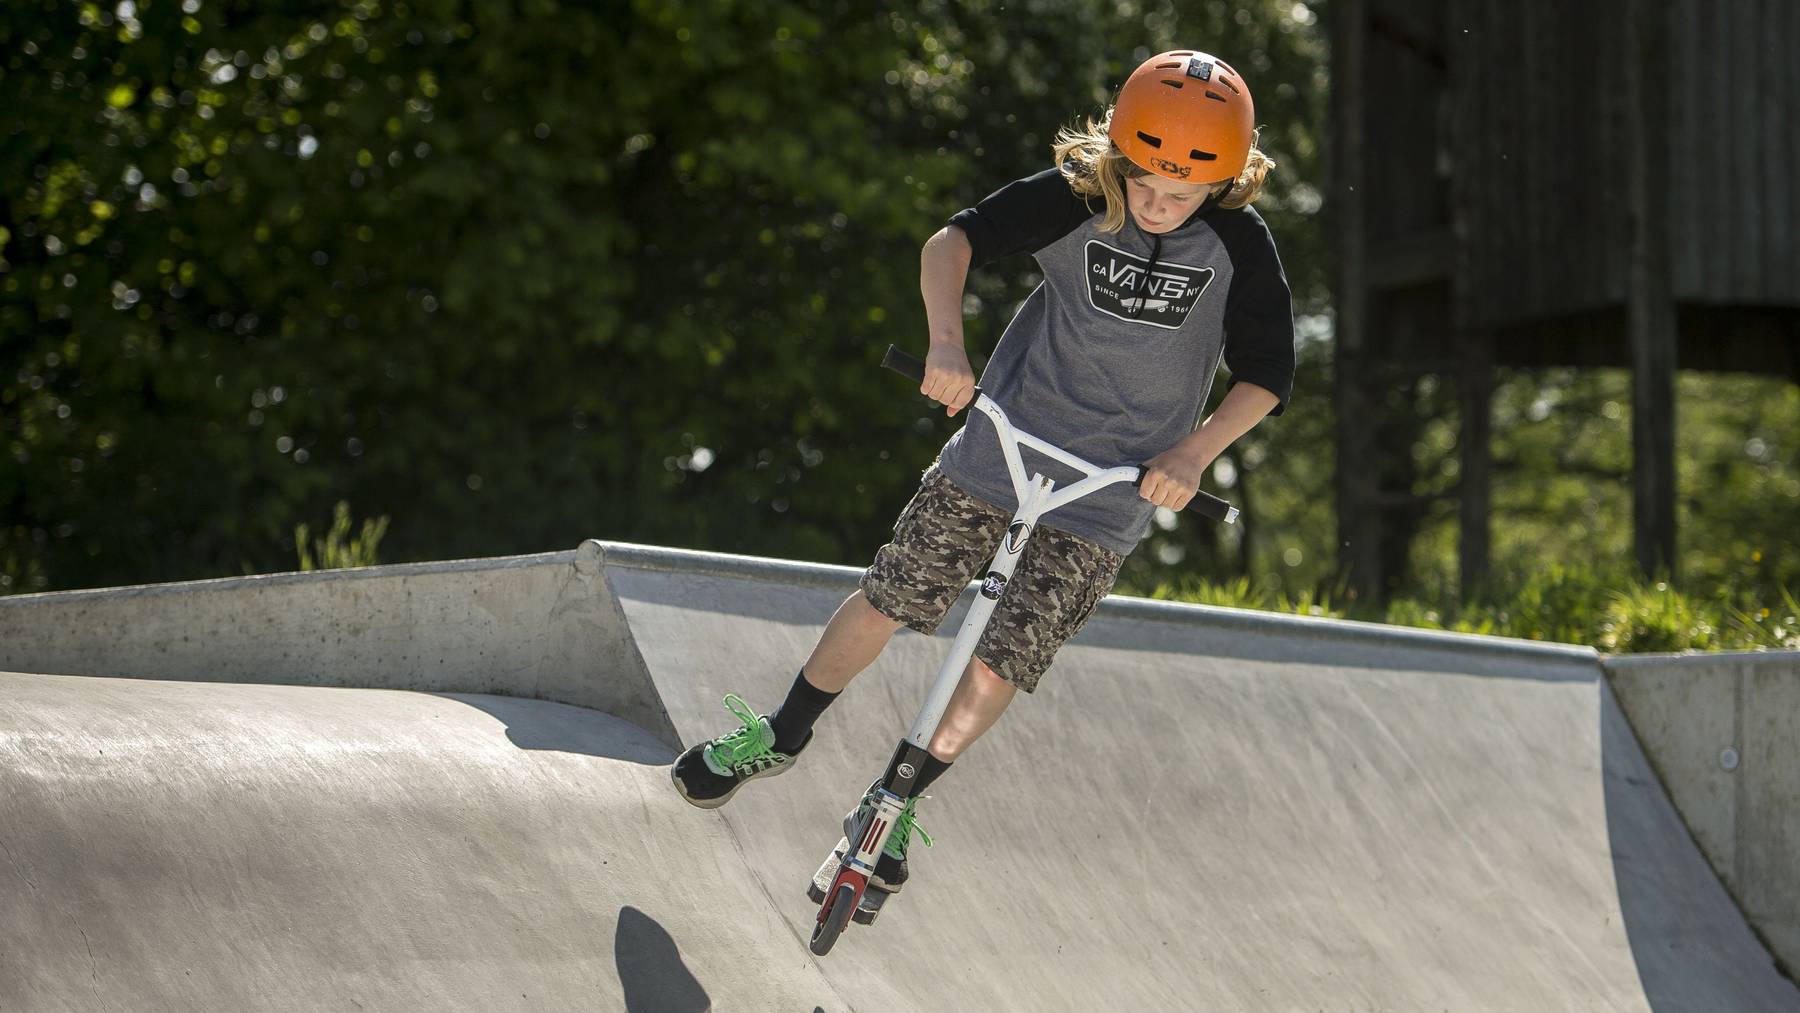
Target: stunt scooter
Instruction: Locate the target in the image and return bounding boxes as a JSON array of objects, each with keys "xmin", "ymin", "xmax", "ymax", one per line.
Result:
[{"xmin": 807, "ymin": 344, "xmax": 1238, "ymax": 956}]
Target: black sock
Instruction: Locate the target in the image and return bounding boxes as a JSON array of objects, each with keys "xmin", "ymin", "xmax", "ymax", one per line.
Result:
[
  {"xmin": 909, "ymin": 754, "xmax": 953, "ymax": 798},
  {"xmin": 768, "ymin": 670, "xmax": 839, "ymax": 754}
]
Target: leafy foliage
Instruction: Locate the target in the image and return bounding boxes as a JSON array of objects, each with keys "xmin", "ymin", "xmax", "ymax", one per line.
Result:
[
  {"xmin": 1131, "ymin": 564, "xmax": 1799, "ymax": 654},
  {"xmin": 2, "ymin": 0, "xmax": 1794, "ymax": 652},
  {"xmin": 1388, "ymin": 368, "xmax": 1800, "ymax": 609},
  {"xmin": 294, "ymin": 499, "xmax": 387, "ymax": 570},
  {"xmin": 1596, "ymin": 582, "xmax": 1716, "ymax": 654},
  {"xmin": 2, "ymin": 0, "xmax": 1328, "ymax": 593},
  {"xmin": 1726, "ymin": 587, "xmax": 1800, "ymax": 650}
]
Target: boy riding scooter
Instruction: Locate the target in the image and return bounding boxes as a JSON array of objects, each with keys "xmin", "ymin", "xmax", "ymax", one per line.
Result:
[{"xmin": 672, "ymin": 49, "xmax": 1296, "ymax": 952}]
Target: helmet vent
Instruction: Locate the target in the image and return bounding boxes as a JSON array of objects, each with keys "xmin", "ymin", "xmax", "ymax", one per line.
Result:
[
  {"xmin": 1189, "ymin": 149, "xmax": 1218, "ymax": 162},
  {"xmin": 1217, "ymin": 75, "xmax": 1242, "ymax": 96},
  {"xmin": 1155, "ymin": 61, "xmax": 1183, "ymax": 69},
  {"xmin": 1136, "ymin": 131, "xmax": 1164, "ymax": 149},
  {"xmin": 1205, "ymin": 90, "xmax": 1228, "ymax": 103},
  {"xmin": 1168, "ymin": 51, "xmax": 1195, "ymax": 57},
  {"xmin": 1160, "ymin": 79, "xmax": 1185, "ymax": 89}
]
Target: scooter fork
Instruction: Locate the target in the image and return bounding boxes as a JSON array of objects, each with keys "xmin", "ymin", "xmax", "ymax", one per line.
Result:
[{"xmin": 816, "ymin": 787, "xmax": 907, "ymax": 918}]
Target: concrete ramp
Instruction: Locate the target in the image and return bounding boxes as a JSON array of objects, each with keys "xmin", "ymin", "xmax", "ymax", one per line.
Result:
[
  {"xmin": 2, "ymin": 541, "xmax": 1796, "ymax": 1011},
  {"xmin": 607, "ymin": 547, "xmax": 1799, "ymax": 1012},
  {"xmin": 1, "ymin": 672, "xmax": 842, "ymax": 1012}
]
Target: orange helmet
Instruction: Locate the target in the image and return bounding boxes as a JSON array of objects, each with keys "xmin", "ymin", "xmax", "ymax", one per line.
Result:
[{"xmin": 1107, "ymin": 50, "xmax": 1255, "ymax": 185}]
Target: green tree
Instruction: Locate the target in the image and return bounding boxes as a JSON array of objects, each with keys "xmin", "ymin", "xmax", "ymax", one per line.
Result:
[{"xmin": 3, "ymin": 0, "xmax": 1331, "ymax": 594}]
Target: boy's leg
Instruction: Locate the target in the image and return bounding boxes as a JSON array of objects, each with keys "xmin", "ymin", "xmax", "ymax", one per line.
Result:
[
  {"xmin": 847, "ymin": 659, "xmax": 1004, "ymax": 896},
  {"xmin": 673, "ymin": 597, "xmax": 899, "ymax": 812},
  {"xmin": 859, "ymin": 526, "xmax": 1120, "ymax": 892},
  {"xmin": 799, "ymin": 589, "xmax": 904, "ymax": 693},
  {"xmin": 673, "ymin": 467, "xmax": 1001, "ymax": 810},
  {"xmin": 910, "ymin": 521, "xmax": 1124, "ymax": 793},
  {"xmin": 798, "ymin": 465, "xmax": 1006, "ymax": 750},
  {"xmin": 764, "ymin": 591, "xmax": 902, "ymax": 753},
  {"xmin": 925, "ymin": 657, "xmax": 1016, "ymax": 762}
]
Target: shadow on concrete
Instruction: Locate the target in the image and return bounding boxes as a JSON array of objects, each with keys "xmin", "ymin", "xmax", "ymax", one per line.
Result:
[
  {"xmin": 1601, "ymin": 682, "xmax": 1800, "ymax": 1010},
  {"xmin": 439, "ymin": 693, "xmax": 675, "ymax": 765},
  {"xmin": 614, "ymin": 905, "xmax": 711, "ymax": 1013}
]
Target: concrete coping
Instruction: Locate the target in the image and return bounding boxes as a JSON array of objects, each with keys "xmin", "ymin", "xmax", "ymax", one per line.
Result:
[
  {"xmin": 591, "ymin": 540, "xmax": 1601, "ymax": 666},
  {"xmin": 18, "ymin": 538, "xmax": 1784, "ymax": 671},
  {"xmin": 1605, "ymin": 651, "xmax": 1800, "ymax": 670},
  {"xmin": 0, "ymin": 548, "xmax": 582, "ymax": 603}
]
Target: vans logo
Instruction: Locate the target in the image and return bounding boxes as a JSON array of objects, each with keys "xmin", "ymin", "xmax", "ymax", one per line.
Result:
[{"xmin": 1084, "ymin": 240, "xmax": 1214, "ymax": 330}]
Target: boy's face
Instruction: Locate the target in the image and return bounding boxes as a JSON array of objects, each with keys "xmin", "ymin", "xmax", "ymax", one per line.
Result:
[{"xmin": 1126, "ymin": 172, "xmax": 1223, "ymax": 234}]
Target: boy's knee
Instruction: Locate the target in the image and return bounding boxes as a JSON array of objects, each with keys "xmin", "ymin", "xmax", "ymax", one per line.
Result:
[
  {"xmin": 851, "ymin": 589, "xmax": 904, "ymax": 631},
  {"xmin": 964, "ymin": 657, "xmax": 1016, "ymax": 699},
  {"xmin": 968, "ymin": 656, "xmax": 1001, "ymax": 685}
]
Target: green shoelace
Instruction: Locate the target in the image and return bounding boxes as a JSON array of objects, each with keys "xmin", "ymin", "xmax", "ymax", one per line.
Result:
[
  {"xmin": 876, "ymin": 793, "xmax": 933, "ymax": 859},
  {"xmin": 704, "ymin": 693, "xmax": 779, "ymax": 774}
]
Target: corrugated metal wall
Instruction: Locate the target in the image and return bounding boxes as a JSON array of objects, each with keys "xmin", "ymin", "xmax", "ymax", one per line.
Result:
[
  {"xmin": 1363, "ymin": 0, "xmax": 1449, "ymax": 247},
  {"xmin": 1451, "ymin": 0, "xmax": 1799, "ymax": 330},
  {"xmin": 1668, "ymin": 0, "xmax": 1800, "ymax": 305},
  {"xmin": 1330, "ymin": 0, "xmax": 1798, "ymax": 598},
  {"xmin": 1452, "ymin": 0, "xmax": 1628, "ymax": 329}
]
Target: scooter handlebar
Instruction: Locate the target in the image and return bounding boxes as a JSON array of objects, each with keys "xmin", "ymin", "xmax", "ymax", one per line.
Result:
[
  {"xmin": 881, "ymin": 345, "xmax": 1239, "ymax": 525},
  {"xmin": 881, "ymin": 342, "xmax": 986, "ymax": 419},
  {"xmin": 1134, "ymin": 468, "xmax": 1238, "ymax": 524}
]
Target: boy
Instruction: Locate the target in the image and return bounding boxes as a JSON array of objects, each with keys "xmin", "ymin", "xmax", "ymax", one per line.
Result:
[{"xmin": 672, "ymin": 49, "xmax": 1295, "ymax": 898}]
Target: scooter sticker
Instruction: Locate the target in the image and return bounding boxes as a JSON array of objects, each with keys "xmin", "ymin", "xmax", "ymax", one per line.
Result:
[
  {"xmin": 1005, "ymin": 521, "xmax": 1032, "ymax": 554},
  {"xmin": 980, "ymin": 572, "xmax": 1008, "ymax": 600}
]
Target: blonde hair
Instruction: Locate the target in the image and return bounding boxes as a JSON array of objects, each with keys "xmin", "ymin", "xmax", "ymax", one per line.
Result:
[{"xmin": 1050, "ymin": 109, "xmax": 1274, "ymax": 233}]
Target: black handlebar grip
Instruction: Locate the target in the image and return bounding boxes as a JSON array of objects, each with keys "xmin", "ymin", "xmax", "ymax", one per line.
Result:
[
  {"xmin": 881, "ymin": 344, "xmax": 927, "ymax": 384},
  {"xmin": 1135, "ymin": 467, "xmax": 1239, "ymax": 524},
  {"xmin": 882, "ymin": 344, "xmax": 984, "ymax": 411}
]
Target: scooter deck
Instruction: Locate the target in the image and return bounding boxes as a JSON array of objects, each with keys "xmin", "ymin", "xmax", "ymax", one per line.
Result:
[{"xmin": 807, "ymin": 837, "xmax": 888, "ymax": 925}]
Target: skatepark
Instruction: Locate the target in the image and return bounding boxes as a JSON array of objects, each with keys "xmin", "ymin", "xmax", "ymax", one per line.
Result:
[{"xmin": 3, "ymin": 540, "xmax": 1797, "ymax": 1011}]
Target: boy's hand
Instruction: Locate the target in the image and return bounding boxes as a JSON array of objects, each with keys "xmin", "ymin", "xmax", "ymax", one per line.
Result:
[
  {"xmin": 1139, "ymin": 444, "xmax": 1214, "ymax": 511},
  {"xmin": 922, "ymin": 344, "xmax": 976, "ymax": 417}
]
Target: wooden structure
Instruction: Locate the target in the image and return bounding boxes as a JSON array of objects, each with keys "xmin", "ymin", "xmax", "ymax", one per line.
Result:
[{"xmin": 1330, "ymin": 0, "xmax": 1800, "ymax": 600}]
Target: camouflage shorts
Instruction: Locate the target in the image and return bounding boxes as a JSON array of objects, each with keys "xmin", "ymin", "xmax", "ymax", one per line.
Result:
[{"xmin": 860, "ymin": 466, "xmax": 1125, "ymax": 693}]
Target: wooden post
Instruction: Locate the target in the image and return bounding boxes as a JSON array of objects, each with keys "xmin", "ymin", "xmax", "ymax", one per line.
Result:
[
  {"xmin": 1625, "ymin": 0, "xmax": 1677, "ymax": 578},
  {"xmin": 1458, "ymin": 334, "xmax": 1492, "ymax": 597},
  {"xmin": 1331, "ymin": 0, "xmax": 1382, "ymax": 603},
  {"xmin": 1447, "ymin": 0, "xmax": 1490, "ymax": 600}
]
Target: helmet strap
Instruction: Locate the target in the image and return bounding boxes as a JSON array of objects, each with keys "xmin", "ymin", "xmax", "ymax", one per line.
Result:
[{"xmin": 1197, "ymin": 179, "xmax": 1235, "ymax": 214}]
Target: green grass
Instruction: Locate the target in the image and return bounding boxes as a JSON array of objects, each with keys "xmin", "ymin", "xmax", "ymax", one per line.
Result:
[
  {"xmin": 1126, "ymin": 565, "xmax": 1800, "ymax": 654},
  {"xmin": 294, "ymin": 502, "xmax": 390, "ymax": 572}
]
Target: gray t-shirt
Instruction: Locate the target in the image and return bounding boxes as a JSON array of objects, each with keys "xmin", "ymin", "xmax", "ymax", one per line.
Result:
[{"xmin": 937, "ymin": 166, "xmax": 1295, "ymax": 555}]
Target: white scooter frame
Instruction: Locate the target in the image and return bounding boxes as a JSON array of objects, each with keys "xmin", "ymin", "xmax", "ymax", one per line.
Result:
[{"xmin": 810, "ymin": 345, "xmax": 1237, "ymax": 955}]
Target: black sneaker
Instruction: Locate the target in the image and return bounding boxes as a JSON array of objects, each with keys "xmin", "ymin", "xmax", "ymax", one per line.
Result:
[
  {"xmin": 843, "ymin": 787, "xmax": 931, "ymax": 893},
  {"xmin": 670, "ymin": 693, "xmax": 809, "ymax": 809}
]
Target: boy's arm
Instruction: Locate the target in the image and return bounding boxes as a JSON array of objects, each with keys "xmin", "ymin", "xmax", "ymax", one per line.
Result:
[
  {"xmin": 919, "ymin": 226, "xmax": 977, "ymax": 416},
  {"xmin": 1139, "ymin": 382, "xmax": 1281, "ymax": 511},
  {"xmin": 922, "ymin": 168, "xmax": 1093, "ymax": 417}
]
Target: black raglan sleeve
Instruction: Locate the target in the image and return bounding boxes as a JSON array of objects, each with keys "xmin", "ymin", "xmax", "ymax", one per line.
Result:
[
  {"xmin": 1217, "ymin": 207, "xmax": 1297, "ymax": 416},
  {"xmin": 947, "ymin": 166, "xmax": 1098, "ymax": 271}
]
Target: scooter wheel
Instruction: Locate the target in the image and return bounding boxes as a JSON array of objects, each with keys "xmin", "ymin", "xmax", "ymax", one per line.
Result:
[{"xmin": 810, "ymin": 881, "xmax": 857, "ymax": 956}]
